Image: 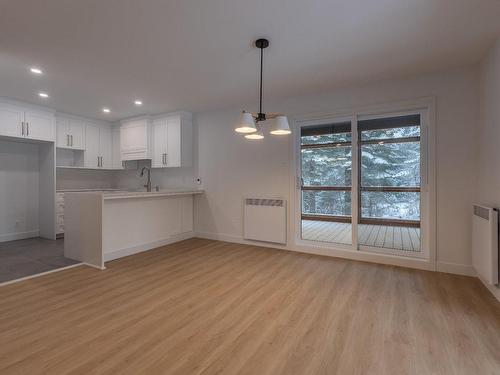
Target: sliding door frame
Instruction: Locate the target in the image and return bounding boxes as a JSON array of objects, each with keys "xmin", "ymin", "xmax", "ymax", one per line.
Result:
[{"xmin": 292, "ymin": 97, "xmax": 436, "ymax": 263}]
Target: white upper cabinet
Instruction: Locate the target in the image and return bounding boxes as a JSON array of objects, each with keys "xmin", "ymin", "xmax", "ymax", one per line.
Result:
[
  {"xmin": 111, "ymin": 126, "xmax": 123, "ymax": 169},
  {"xmin": 0, "ymin": 101, "xmax": 55, "ymax": 142},
  {"xmin": 84, "ymin": 124, "xmax": 113, "ymax": 169},
  {"xmin": 85, "ymin": 124, "xmax": 100, "ymax": 168},
  {"xmin": 25, "ymin": 109, "xmax": 56, "ymax": 141},
  {"xmin": 0, "ymin": 103, "xmax": 24, "ymax": 138},
  {"xmin": 151, "ymin": 112, "xmax": 192, "ymax": 168},
  {"xmin": 56, "ymin": 116, "xmax": 85, "ymax": 150},
  {"xmin": 99, "ymin": 126, "xmax": 112, "ymax": 169},
  {"xmin": 152, "ymin": 118, "xmax": 167, "ymax": 167},
  {"xmin": 120, "ymin": 118, "xmax": 151, "ymax": 161}
]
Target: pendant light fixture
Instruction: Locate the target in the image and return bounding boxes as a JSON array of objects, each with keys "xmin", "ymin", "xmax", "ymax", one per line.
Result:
[{"xmin": 234, "ymin": 38, "xmax": 291, "ymax": 139}]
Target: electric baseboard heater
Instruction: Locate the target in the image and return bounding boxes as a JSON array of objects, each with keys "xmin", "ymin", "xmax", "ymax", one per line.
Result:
[
  {"xmin": 243, "ymin": 198, "xmax": 287, "ymax": 244},
  {"xmin": 472, "ymin": 204, "xmax": 499, "ymax": 285}
]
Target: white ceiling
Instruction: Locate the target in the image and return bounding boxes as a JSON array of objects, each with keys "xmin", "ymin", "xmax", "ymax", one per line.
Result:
[{"xmin": 0, "ymin": 0, "xmax": 499, "ymax": 121}]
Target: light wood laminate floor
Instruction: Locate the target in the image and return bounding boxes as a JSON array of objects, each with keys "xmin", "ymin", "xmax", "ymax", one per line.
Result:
[{"xmin": 0, "ymin": 238, "xmax": 499, "ymax": 375}]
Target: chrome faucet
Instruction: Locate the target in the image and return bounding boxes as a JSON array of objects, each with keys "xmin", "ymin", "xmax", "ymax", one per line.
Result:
[{"xmin": 140, "ymin": 166, "xmax": 152, "ymax": 192}]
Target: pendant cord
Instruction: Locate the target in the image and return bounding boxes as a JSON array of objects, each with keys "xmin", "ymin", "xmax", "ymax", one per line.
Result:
[{"xmin": 259, "ymin": 45, "xmax": 263, "ymax": 116}]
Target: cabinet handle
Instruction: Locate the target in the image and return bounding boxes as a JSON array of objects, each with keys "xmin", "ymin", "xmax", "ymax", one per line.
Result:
[
  {"xmin": 26, "ymin": 122, "xmax": 29, "ymax": 136},
  {"xmin": 71, "ymin": 135, "xmax": 73, "ymax": 147},
  {"xmin": 21, "ymin": 122, "xmax": 25, "ymax": 136},
  {"xmin": 97, "ymin": 156, "xmax": 100, "ymax": 167},
  {"xmin": 162, "ymin": 153, "xmax": 165, "ymax": 165},
  {"xmin": 164, "ymin": 153, "xmax": 167, "ymax": 165},
  {"xmin": 67, "ymin": 134, "xmax": 70, "ymax": 146}
]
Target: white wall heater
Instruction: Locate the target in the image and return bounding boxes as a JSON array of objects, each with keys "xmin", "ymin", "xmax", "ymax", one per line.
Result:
[
  {"xmin": 472, "ymin": 204, "xmax": 499, "ymax": 285},
  {"xmin": 243, "ymin": 198, "xmax": 287, "ymax": 244}
]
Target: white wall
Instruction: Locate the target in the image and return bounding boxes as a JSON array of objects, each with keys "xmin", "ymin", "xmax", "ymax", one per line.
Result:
[
  {"xmin": 478, "ymin": 37, "xmax": 500, "ymax": 300},
  {"xmin": 0, "ymin": 140, "xmax": 40, "ymax": 241},
  {"xmin": 194, "ymin": 66, "xmax": 479, "ymax": 273}
]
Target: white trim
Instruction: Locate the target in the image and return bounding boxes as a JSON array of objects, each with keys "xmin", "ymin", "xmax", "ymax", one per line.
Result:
[
  {"xmin": 436, "ymin": 261, "xmax": 476, "ymax": 277},
  {"xmin": 0, "ymin": 262, "xmax": 83, "ymax": 287},
  {"xmin": 0, "ymin": 230, "xmax": 39, "ymax": 243},
  {"xmin": 103, "ymin": 232, "xmax": 195, "ymax": 262},
  {"xmin": 83, "ymin": 262, "xmax": 106, "ymax": 270}
]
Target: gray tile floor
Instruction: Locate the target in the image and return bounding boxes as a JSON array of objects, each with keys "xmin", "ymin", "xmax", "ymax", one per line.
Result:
[{"xmin": 0, "ymin": 238, "xmax": 80, "ymax": 283}]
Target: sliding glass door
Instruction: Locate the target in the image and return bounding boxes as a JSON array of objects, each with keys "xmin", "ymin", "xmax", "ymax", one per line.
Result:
[
  {"xmin": 298, "ymin": 110, "xmax": 426, "ymax": 257},
  {"xmin": 300, "ymin": 121, "xmax": 352, "ymax": 245},
  {"xmin": 357, "ymin": 114, "xmax": 421, "ymax": 253}
]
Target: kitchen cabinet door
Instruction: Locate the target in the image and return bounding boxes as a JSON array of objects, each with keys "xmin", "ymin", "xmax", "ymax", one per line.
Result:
[
  {"xmin": 56, "ymin": 117, "xmax": 69, "ymax": 147},
  {"xmin": 111, "ymin": 126, "xmax": 123, "ymax": 169},
  {"xmin": 99, "ymin": 126, "xmax": 112, "ymax": 169},
  {"xmin": 85, "ymin": 124, "xmax": 100, "ymax": 168},
  {"xmin": 68, "ymin": 120, "xmax": 85, "ymax": 150},
  {"xmin": 152, "ymin": 118, "xmax": 167, "ymax": 168},
  {"xmin": 0, "ymin": 103, "xmax": 25, "ymax": 138},
  {"xmin": 166, "ymin": 116, "xmax": 181, "ymax": 167},
  {"xmin": 25, "ymin": 109, "xmax": 55, "ymax": 141}
]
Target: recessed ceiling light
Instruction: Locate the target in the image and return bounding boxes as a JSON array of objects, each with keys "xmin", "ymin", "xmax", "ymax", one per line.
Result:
[
  {"xmin": 102, "ymin": 108, "xmax": 110, "ymax": 113},
  {"xmin": 30, "ymin": 67, "xmax": 43, "ymax": 75},
  {"xmin": 134, "ymin": 100, "xmax": 143, "ymax": 106},
  {"xmin": 38, "ymin": 92, "xmax": 49, "ymax": 98}
]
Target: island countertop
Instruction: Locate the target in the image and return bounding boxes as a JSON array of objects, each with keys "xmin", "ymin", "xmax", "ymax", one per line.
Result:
[
  {"xmin": 64, "ymin": 188, "xmax": 201, "ymax": 268},
  {"xmin": 101, "ymin": 189, "xmax": 204, "ymax": 200}
]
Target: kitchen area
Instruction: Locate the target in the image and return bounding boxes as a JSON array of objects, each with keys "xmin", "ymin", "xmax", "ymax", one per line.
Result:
[{"xmin": 0, "ymin": 99, "xmax": 201, "ymax": 284}]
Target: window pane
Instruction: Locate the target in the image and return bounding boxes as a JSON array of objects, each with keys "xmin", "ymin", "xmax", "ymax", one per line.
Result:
[
  {"xmin": 302, "ymin": 191, "xmax": 351, "ymax": 216},
  {"xmin": 301, "ymin": 147, "xmax": 352, "ymax": 186},
  {"xmin": 361, "ymin": 142, "xmax": 420, "ymax": 187},
  {"xmin": 361, "ymin": 126, "xmax": 420, "ymax": 141},
  {"xmin": 361, "ymin": 192, "xmax": 420, "ymax": 220},
  {"xmin": 301, "ymin": 132, "xmax": 351, "ymax": 145}
]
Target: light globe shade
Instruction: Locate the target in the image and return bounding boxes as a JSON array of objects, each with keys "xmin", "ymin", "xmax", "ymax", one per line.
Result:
[
  {"xmin": 235, "ymin": 111, "xmax": 257, "ymax": 133},
  {"xmin": 245, "ymin": 130, "xmax": 264, "ymax": 140},
  {"xmin": 270, "ymin": 116, "xmax": 291, "ymax": 135}
]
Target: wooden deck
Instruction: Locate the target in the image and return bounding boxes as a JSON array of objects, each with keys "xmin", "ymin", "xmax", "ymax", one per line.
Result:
[{"xmin": 302, "ymin": 220, "xmax": 420, "ymax": 252}]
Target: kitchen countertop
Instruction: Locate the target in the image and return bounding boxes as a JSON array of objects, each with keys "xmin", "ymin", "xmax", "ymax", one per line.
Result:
[
  {"xmin": 102, "ymin": 189, "xmax": 204, "ymax": 200},
  {"xmin": 61, "ymin": 188, "xmax": 204, "ymax": 200},
  {"xmin": 56, "ymin": 188, "xmax": 123, "ymax": 193}
]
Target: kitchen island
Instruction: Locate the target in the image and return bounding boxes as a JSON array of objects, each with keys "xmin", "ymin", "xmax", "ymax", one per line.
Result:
[{"xmin": 64, "ymin": 189, "xmax": 203, "ymax": 268}]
